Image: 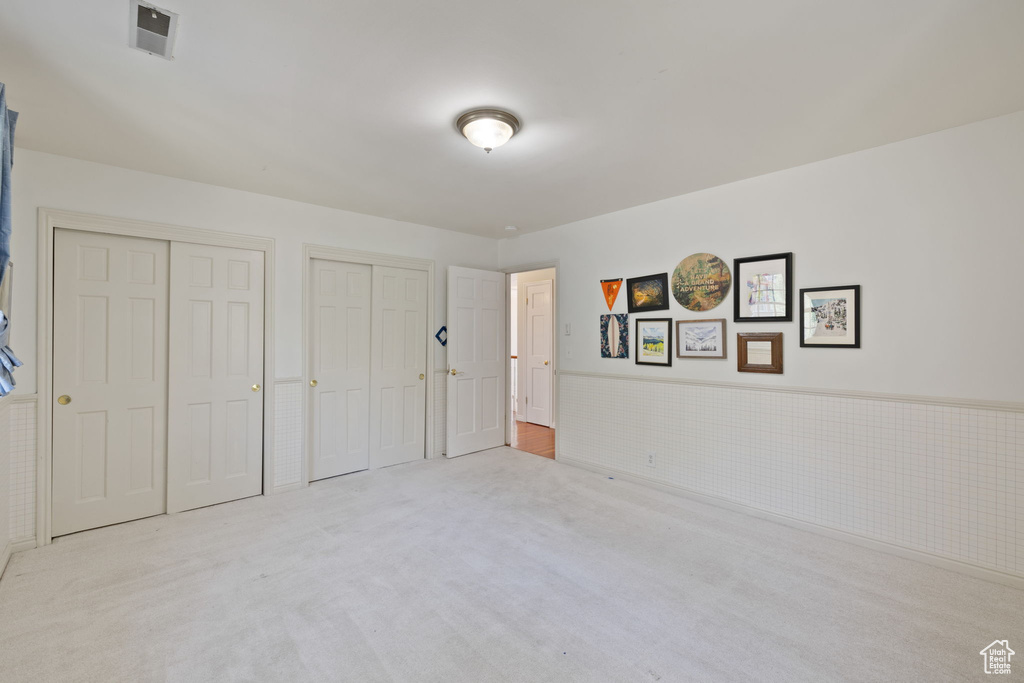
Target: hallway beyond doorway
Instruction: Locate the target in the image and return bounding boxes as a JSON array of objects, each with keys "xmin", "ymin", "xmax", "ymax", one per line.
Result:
[{"xmin": 510, "ymin": 419, "xmax": 555, "ymax": 459}]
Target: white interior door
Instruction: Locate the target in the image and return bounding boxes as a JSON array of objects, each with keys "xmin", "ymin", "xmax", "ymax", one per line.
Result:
[
  {"xmin": 369, "ymin": 266, "xmax": 428, "ymax": 468},
  {"xmin": 309, "ymin": 259, "xmax": 371, "ymax": 480},
  {"xmin": 52, "ymin": 229, "xmax": 169, "ymax": 536},
  {"xmin": 524, "ymin": 279, "xmax": 552, "ymax": 427},
  {"xmin": 167, "ymin": 242, "xmax": 264, "ymax": 513},
  {"xmin": 446, "ymin": 266, "xmax": 506, "ymax": 458}
]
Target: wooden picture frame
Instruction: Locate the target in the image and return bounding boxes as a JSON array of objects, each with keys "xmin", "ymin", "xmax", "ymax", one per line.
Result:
[
  {"xmin": 733, "ymin": 252, "xmax": 793, "ymax": 322},
  {"xmin": 675, "ymin": 318, "xmax": 726, "ymax": 359},
  {"xmin": 737, "ymin": 332, "xmax": 783, "ymax": 374},
  {"xmin": 800, "ymin": 285, "xmax": 860, "ymax": 348},
  {"xmin": 626, "ymin": 273, "xmax": 670, "ymax": 313},
  {"xmin": 635, "ymin": 317, "xmax": 672, "ymax": 366}
]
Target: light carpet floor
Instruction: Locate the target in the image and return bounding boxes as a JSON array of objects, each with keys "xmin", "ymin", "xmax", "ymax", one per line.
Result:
[{"xmin": 0, "ymin": 448, "xmax": 1020, "ymax": 682}]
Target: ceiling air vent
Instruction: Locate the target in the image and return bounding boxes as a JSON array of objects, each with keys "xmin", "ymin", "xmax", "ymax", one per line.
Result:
[{"xmin": 129, "ymin": 1, "xmax": 179, "ymax": 60}]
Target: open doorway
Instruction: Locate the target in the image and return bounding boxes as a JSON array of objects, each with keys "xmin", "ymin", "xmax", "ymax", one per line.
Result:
[{"xmin": 509, "ymin": 268, "xmax": 556, "ymax": 459}]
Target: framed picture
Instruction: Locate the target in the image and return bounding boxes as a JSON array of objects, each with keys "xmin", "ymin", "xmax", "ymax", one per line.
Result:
[
  {"xmin": 733, "ymin": 252, "xmax": 793, "ymax": 322},
  {"xmin": 675, "ymin": 318, "xmax": 726, "ymax": 359},
  {"xmin": 600, "ymin": 313, "xmax": 629, "ymax": 358},
  {"xmin": 671, "ymin": 253, "xmax": 731, "ymax": 311},
  {"xmin": 635, "ymin": 318, "xmax": 672, "ymax": 366},
  {"xmin": 800, "ymin": 285, "xmax": 860, "ymax": 348},
  {"xmin": 737, "ymin": 332, "xmax": 783, "ymax": 374},
  {"xmin": 626, "ymin": 273, "xmax": 669, "ymax": 313}
]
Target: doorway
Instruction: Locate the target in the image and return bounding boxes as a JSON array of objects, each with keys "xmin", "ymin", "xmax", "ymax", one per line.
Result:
[{"xmin": 509, "ymin": 268, "xmax": 555, "ymax": 459}]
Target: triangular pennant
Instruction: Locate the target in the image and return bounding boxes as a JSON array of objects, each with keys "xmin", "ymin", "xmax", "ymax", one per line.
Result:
[{"xmin": 601, "ymin": 278, "xmax": 622, "ymax": 311}]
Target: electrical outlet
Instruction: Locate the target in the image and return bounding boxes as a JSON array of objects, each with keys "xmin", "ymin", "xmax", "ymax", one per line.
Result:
[{"xmin": 646, "ymin": 451, "xmax": 656, "ymax": 467}]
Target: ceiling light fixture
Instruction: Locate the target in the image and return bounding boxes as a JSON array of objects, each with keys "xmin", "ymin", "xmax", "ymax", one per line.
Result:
[{"xmin": 457, "ymin": 108, "xmax": 520, "ymax": 153}]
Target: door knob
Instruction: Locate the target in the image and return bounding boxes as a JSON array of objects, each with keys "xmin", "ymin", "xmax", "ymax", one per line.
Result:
[
  {"xmin": 57, "ymin": 395, "xmax": 72, "ymax": 405},
  {"xmin": 309, "ymin": 379, "xmax": 318, "ymax": 387},
  {"xmin": 450, "ymin": 369, "xmax": 457, "ymax": 376},
  {"xmin": 419, "ymin": 374, "xmax": 425, "ymax": 380},
  {"xmin": 252, "ymin": 384, "xmax": 261, "ymax": 392},
  {"xmin": 544, "ymin": 360, "xmax": 549, "ymax": 365}
]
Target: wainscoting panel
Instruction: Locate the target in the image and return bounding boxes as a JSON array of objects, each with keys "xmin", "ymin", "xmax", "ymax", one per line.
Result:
[
  {"xmin": 273, "ymin": 380, "xmax": 304, "ymax": 489},
  {"xmin": 559, "ymin": 372, "xmax": 1024, "ymax": 578},
  {"xmin": 7, "ymin": 396, "xmax": 37, "ymax": 545}
]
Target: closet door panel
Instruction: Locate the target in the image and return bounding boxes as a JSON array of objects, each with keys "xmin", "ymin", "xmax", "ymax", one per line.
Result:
[
  {"xmin": 369, "ymin": 266, "xmax": 427, "ymax": 468},
  {"xmin": 309, "ymin": 259, "xmax": 371, "ymax": 480},
  {"xmin": 167, "ymin": 243, "xmax": 264, "ymax": 512},
  {"xmin": 52, "ymin": 229, "xmax": 169, "ymax": 536}
]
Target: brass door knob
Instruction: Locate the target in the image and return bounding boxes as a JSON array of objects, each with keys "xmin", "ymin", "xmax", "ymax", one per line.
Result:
[
  {"xmin": 57, "ymin": 395, "xmax": 72, "ymax": 405},
  {"xmin": 309, "ymin": 379, "xmax": 318, "ymax": 387},
  {"xmin": 419, "ymin": 374, "xmax": 425, "ymax": 380},
  {"xmin": 544, "ymin": 360, "xmax": 549, "ymax": 365},
  {"xmin": 450, "ymin": 369, "xmax": 457, "ymax": 376},
  {"xmin": 251, "ymin": 384, "xmax": 261, "ymax": 392}
]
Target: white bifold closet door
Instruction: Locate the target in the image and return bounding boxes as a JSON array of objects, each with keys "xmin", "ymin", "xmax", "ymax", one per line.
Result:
[
  {"xmin": 52, "ymin": 233, "xmax": 265, "ymax": 535},
  {"xmin": 309, "ymin": 259, "xmax": 372, "ymax": 481},
  {"xmin": 369, "ymin": 266, "xmax": 428, "ymax": 469},
  {"xmin": 52, "ymin": 230, "xmax": 170, "ymax": 537},
  {"xmin": 167, "ymin": 242, "xmax": 265, "ymax": 513},
  {"xmin": 309, "ymin": 260, "xmax": 427, "ymax": 480}
]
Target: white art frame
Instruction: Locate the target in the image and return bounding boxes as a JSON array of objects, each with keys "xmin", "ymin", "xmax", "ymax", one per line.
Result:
[{"xmin": 675, "ymin": 318, "xmax": 727, "ymax": 359}]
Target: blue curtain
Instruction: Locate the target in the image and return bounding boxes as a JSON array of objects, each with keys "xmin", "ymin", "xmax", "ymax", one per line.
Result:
[
  {"xmin": 0, "ymin": 82, "xmax": 20, "ymax": 396},
  {"xmin": 0, "ymin": 82, "xmax": 15, "ymax": 287}
]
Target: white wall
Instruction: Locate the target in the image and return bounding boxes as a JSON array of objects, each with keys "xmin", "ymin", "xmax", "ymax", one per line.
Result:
[
  {"xmin": 497, "ymin": 111, "xmax": 1024, "ymax": 579},
  {"xmin": 499, "ymin": 111, "xmax": 1024, "ymax": 404},
  {"xmin": 7, "ymin": 149, "xmax": 501, "ymax": 393}
]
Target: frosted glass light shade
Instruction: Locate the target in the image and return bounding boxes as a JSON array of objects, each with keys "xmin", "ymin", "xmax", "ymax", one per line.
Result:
[{"xmin": 456, "ymin": 109, "xmax": 520, "ymax": 152}]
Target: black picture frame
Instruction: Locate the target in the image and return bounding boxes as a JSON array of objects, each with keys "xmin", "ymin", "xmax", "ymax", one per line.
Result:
[
  {"xmin": 733, "ymin": 252, "xmax": 794, "ymax": 322},
  {"xmin": 626, "ymin": 273, "xmax": 670, "ymax": 313},
  {"xmin": 635, "ymin": 317, "xmax": 673, "ymax": 366},
  {"xmin": 799, "ymin": 285, "xmax": 861, "ymax": 348}
]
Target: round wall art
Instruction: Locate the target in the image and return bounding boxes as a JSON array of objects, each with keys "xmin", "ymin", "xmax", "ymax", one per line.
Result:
[{"xmin": 671, "ymin": 252, "xmax": 731, "ymax": 311}]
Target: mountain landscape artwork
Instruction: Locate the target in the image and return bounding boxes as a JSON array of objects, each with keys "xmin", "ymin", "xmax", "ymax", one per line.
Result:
[
  {"xmin": 675, "ymin": 318, "xmax": 727, "ymax": 359},
  {"xmin": 685, "ymin": 325, "xmax": 718, "ymax": 352},
  {"xmin": 635, "ymin": 318, "xmax": 672, "ymax": 366}
]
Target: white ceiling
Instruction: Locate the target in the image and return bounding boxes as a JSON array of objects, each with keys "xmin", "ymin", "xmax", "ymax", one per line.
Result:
[{"xmin": 2, "ymin": 1, "xmax": 1024, "ymax": 237}]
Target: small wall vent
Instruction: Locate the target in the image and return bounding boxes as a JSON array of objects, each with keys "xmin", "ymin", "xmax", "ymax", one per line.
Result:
[{"xmin": 129, "ymin": 1, "xmax": 179, "ymax": 60}]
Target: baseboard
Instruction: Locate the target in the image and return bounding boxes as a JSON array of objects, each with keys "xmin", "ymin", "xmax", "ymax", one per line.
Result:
[
  {"xmin": 272, "ymin": 481, "xmax": 306, "ymax": 495},
  {"xmin": 0, "ymin": 542, "xmax": 10, "ymax": 582},
  {"xmin": 558, "ymin": 455, "xmax": 1024, "ymax": 591},
  {"xmin": 0, "ymin": 539, "xmax": 33, "ymax": 581}
]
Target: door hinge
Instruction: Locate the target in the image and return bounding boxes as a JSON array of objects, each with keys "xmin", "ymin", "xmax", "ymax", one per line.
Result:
[
  {"xmin": 526, "ymin": 396, "xmax": 529, "ymax": 404},
  {"xmin": 526, "ymin": 297, "xmax": 528, "ymax": 304}
]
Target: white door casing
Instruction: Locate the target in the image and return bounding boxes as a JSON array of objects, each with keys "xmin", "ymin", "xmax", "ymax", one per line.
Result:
[
  {"xmin": 309, "ymin": 259, "xmax": 371, "ymax": 480},
  {"xmin": 369, "ymin": 266, "xmax": 428, "ymax": 468},
  {"xmin": 446, "ymin": 266, "xmax": 506, "ymax": 458},
  {"xmin": 167, "ymin": 242, "xmax": 265, "ymax": 513},
  {"xmin": 52, "ymin": 230, "xmax": 169, "ymax": 536},
  {"xmin": 524, "ymin": 279, "xmax": 552, "ymax": 427}
]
